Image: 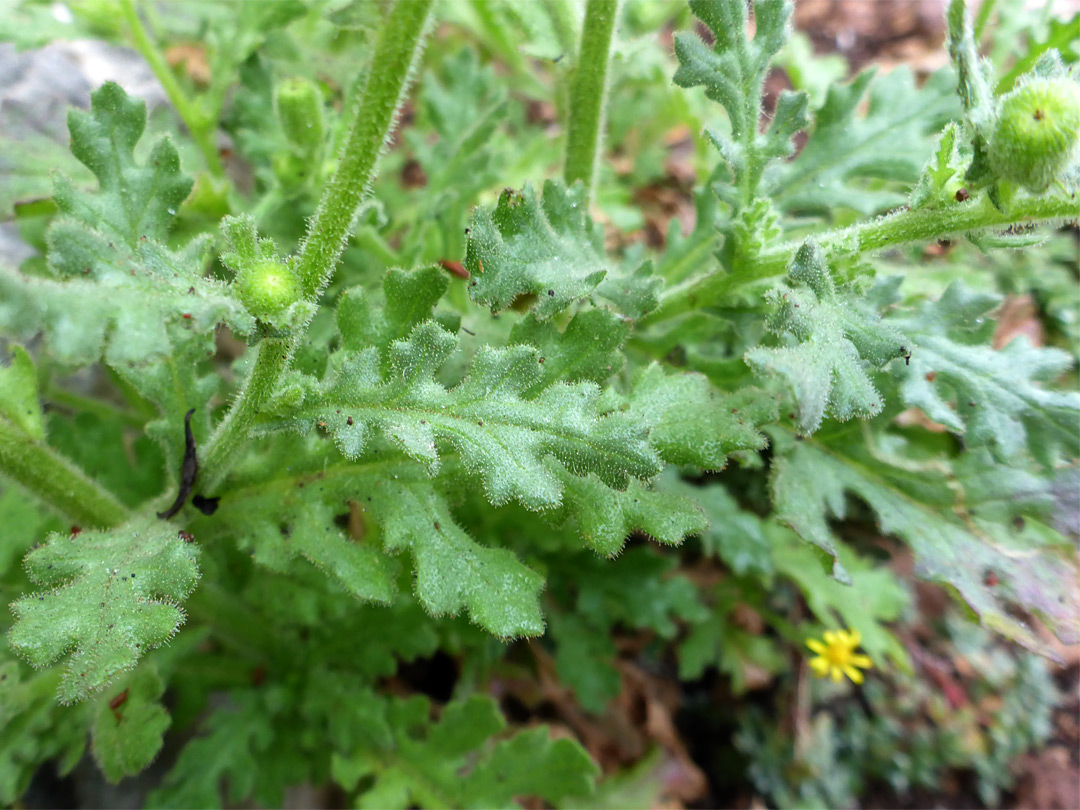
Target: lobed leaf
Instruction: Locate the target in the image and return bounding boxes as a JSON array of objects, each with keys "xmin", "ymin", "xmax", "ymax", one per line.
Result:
[
  {"xmin": 90, "ymin": 665, "xmax": 170, "ymax": 783},
  {"xmin": 267, "ymin": 319, "xmax": 660, "ymax": 511},
  {"xmin": 771, "ymin": 429, "xmax": 1080, "ymax": 654},
  {"xmin": 8, "ymin": 519, "xmax": 200, "ymax": 703},
  {"xmin": 628, "ymin": 363, "xmax": 775, "ymax": 469},
  {"xmin": 766, "ymin": 68, "xmax": 959, "ymax": 215},
  {"xmin": 890, "ymin": 282, "xmax": 1080, "ymax": 465},
  {"xmin": 0, "ymin": 83, "xmax": 251, "ymax": 369},
  {"xmin": 331, "ymin": 694, "xmax": 598, "ymax": 808},
  {"xmin": 464, "ymin": 180, "xmax": 659, "ymax": 320},
  {"xmin": 745, "ymin": 242, "xmax": 908, "ymax": 434}
]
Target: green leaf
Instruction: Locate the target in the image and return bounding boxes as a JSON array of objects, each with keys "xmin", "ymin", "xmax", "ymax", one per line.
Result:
[
  {"xmin": 147, "ymin": 690, "xmax": 275, "ymax": 810},
  {"xmin": 770, "ymin": 429, "xmax": 1080, "ymax": 653},
  {"xmin": 679, "ymin": 580, "xmax": 787, "ymax": 688},
  {"xmin": 674, "ymin": 0, "xmax": 801, "ymax": 201},
  {"xmin": 0, "ymin": 83, "xmax": 252, "ymax": 368},
  {"xmin": 628, "ymin": 363, "xmax": 775, "ymax": 468},
  {"xmin": 659, "ymin": 473, "xmax": 774, "ymax": 576},
  {"xmin": 508, "ymin": 308, "xmax": 630, "ymax": 392},
  {"xmin": 551, "ymin": 466, "xmax": 707, "ymax": 557},
  {"xmin": 216, "ymin": 454, "xmax": 543, "ymax": 639},
  {"xmin": 337, "ymin": 265, "xmax": 451, "ymax": 353},
  {"xmin": 910, "ymin": 121, "xmax": 967, "ymax": 209},
  {"xmin": 220, "ymin": 482, "xmax": 398, "ymax": 605},
  {"xmin": 745, "ymin": 242, "xmax": 908, "ymax": 434},
  {"xmin": 464, "ymin": 180, "xmax": 658, "ymax": 320},
  {"xmin": 268, "ymin": 319, "xmax": 660, "ymax": 511},
  {"xmin": 8, "ymin": 518, "xmax": 200, "ymax": 703},
  {"xmin": 0, "ymin": 658, "xmax": 88, "ymax": 805},
  {"xmin": 549, "ymin": 548, "xmax": 708, "ymax": 710},
  {"xmin": 767, "ymin": 68, "xmax": 959, "ymax": 215},
  {"xmin": 0, "ymin": 346, "xmax": 44, "ymax": 440},
  {"xmin": 370, "ymin": 479, "xmax": 545, "ymax": 638},
  {"xmin": 90, "ymin": 665, "xmax": 171, "ymax": 783},
  {"xmin": 332, "ymin": 694, "xmax": 598, "ymax": 809},
  {"xmin": 890, "ymin": 282, "xmax": 1080, "ymax": 465},
  {"xmin": 772, "ymin": 531, "xmax": 909, "ymax": 669}
]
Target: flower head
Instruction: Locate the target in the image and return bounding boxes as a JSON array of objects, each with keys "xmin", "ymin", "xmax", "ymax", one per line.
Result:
[{"xmin": 806, "ymin": 629, "xmax": 873, "ymax": 684}]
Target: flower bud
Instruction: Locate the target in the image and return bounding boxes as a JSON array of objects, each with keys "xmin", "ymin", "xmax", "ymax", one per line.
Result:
[
  {"xmin": 235, "ymin": 260, "xmax": 300, "ymax": 318},
  {"xmin": 275, "ymin": 77, "xmax": 325, "ymax": 158},
  {"xmin": 989, "ymin": 78, "xmax": 1080, "ymax": 190}
]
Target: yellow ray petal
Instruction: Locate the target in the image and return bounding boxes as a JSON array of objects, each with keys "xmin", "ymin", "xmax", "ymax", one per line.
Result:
[
  {"xmin": 844, "ymin": 665, "xmax": 865, "ymax": 684},
  {"xmin": 849, "ymin": 654, "xmax": 873, "ymax": 669},
  {"xmin": 806, "ymin": 639, "xmax": 826, "ymax": 654}
]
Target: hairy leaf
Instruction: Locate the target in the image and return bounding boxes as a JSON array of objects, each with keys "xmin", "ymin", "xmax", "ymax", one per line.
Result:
[
  {"xmin": 267, "ymin": 319, "xmax": 660, "ymax": 511},
  {"xmin": 628, "ymin": 363, "xmax": 775, "ymax": 468},
  {"xmin": 767, "ymin": 68, "xmax": 959, "ymax": 215},
  {"xmin": 0, "ymin": 83, "xmax": 251, "ymax": 368},
  {"xmin": 331, "ymin": 695, "xmax": 597, "ymax": 808},
  {"xmin": 890, "ymin": 283, "xmax": 1080, "ymax": 465},
  {"xmin": 0, "ymin": 346, "xmax": 44, "ymax": 441},
  {"xmin": 90, "ymin": 665, "xmax": 170, "ymax": 783},
  {"xmin": 674, "ymin": 0, "xmax": 804, "ymax": 201},
  {"xmin": 746, "ymin": 242, "xmax": 908, "ymax": 434},
  {"xmin": 464, "ymin": 180, "xmax": 659, "ymax": 320},
  {"xmin": 8, "ymin": 519, "xmax": 200, "ymax": 703},
  {"xmin": 771, "ymin": 429, "xmax": 1080, "ymax": 653}
]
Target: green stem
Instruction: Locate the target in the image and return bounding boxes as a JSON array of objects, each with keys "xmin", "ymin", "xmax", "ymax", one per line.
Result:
[
  {"xmin": 0, "ymin": 420, "xmax": 130, "ymax": 528},
  {"xmin": 198, "ymin": 0, "xmax": 434, "ymax": 491},
  {"xmin": 294, "ymin": 0, "xmax": 434, "ymax": 299},
  {"xmin": 644, "ymin": 194, "xmax": 1080, "ymax": 325},
  {"xmin": 563, "ymin": 0, "xmax": 620, "ymax": 202},
  {"xmin": 119, "ymin": 0, "xmax": 224, "ymax": 178},
  {"xmin": 198, "ymin": 337, "xmax": 290, "ymax": 493}
]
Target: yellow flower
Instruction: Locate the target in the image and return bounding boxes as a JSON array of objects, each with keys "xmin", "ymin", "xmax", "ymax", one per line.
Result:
[{"xmin": 806, "ymin": 629, "xmax": 874, "ymax": 684}]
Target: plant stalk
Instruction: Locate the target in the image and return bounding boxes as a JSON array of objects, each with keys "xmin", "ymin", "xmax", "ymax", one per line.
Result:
[
  {"xmin": 119, "ymin": 0, "xmax": 224, "ymax": 178},
  {"xmin": 294, "ymin": 0, "xmax": 434, "ymax": 299},
  {"xmin": 0, "ymin": 420, "xmax": 130, "ymax": 528},
  {"xmin": 198, "ymin": 0, "xmax": 434, "ymax": 491},
  {"xmin": 563, "ymin": 0, "xmax": 620, "ymax": 203},
  {"xmin": 644, "ymin": 194, "xmax": 1080, "ymax": 325}
]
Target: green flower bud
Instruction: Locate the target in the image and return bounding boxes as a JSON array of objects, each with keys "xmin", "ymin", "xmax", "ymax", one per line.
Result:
[
  {"xmin": 275, "ymin": 77, "xmax": 325, "ymax": 158},
  {"xmin": 235, "ymin": 260, "xmax": 300, "ymax": 318},
  {"xmin": 989, "ymin": 78, "xmax": 1080, "ymax": 190}
]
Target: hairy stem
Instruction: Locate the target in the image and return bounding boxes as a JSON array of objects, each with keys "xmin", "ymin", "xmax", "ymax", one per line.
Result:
[
  {"xmin": 197, "ymin": 337, "xmax": 291, "ymax": 493},
  {"xmin": 0, "ymin": 420, "xmax": 130, "ymax": 528},
  {"xmin": 119, "ymin": 0, "xmax": 224, "ymax": 178},
  {"xmin": 198, "ymin": 0, "xmax": 434, "ymax": 490},
  {"xmin": 644, "ymin": 194, "xmax": 1080, "ymax": 325},
  {"xmin": 563, "ymin": 0, "xmax": 620, "ymax": 203},
  {"xmin": 294, "ymin": 0, "xmax": 434, "ymax": 299}
]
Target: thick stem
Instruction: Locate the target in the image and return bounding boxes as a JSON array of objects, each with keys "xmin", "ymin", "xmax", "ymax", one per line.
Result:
[
  {"xmin": 119, "ymin": 0, "xmax": 224, "ymax": 178},
  {"xmin": 294, "ymin": 0, "xmax": 434, "ymax": 299},
  {"xmin": 563, "ymin": 0, "xmax": 620, "ymax": 203},
  {"xmin": 198, "ymin": 0, "xmax": 434, "ymax": 491},
  {"xmin": 644, "ymin": 194, "xmax": 1080, "ymax": 325},
  {"xmin": 0, "ymin": 420, "xmax": 130, "ymax": 528}
]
